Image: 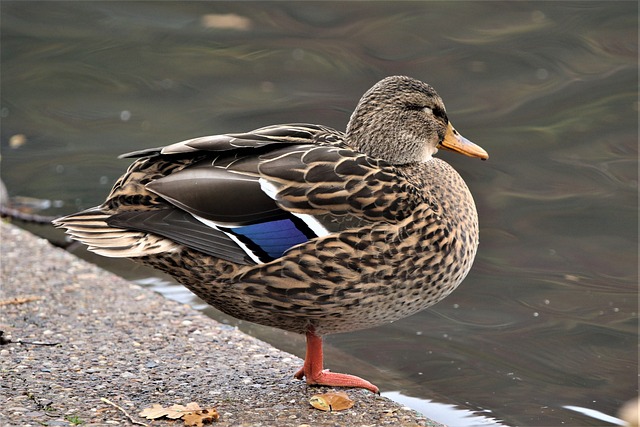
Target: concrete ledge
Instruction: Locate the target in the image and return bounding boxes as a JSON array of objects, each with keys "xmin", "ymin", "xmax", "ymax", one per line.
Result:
[{"xmin": 1, "ymin": 222, "xmax": 443, "ymax": 427}]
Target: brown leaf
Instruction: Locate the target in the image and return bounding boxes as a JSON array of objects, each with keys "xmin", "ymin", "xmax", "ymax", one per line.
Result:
[
  {"xmin": 184, "ymin": 402, "xmax": 202, "ymax": 411},
  {"xmin": 183, "ymin": 408, "xmax": 220, "ymax": 426},
  {"xmin": 139, "ymin": 403, "xmax": 169, "ymax": 419},
  {"xmin": 309, "ymin": 392, "xmax": 354, "ymax": 412},
  {"xmin": 165, "ymin": 404, "xmax": 190, "ymax": 419},
  {"xmin": 138, "ymin": 402, "xmax": 217, "ymax": 424}
]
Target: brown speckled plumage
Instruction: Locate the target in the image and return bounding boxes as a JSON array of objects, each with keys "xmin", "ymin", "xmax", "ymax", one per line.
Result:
[
  {"xmin": 136, "ymin": 158, "xmax": 478, "ymax": 335},
  {"xmin": 54, "ymin": 76, "xmax": 488, "ymax": 392}
]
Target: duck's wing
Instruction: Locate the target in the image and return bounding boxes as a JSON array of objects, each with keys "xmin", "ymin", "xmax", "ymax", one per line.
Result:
[
  {"xmin": 119, "ymin": 123, "xmax": 341, "ymax": 158},
  {"xmin": 56, "ymin": 124, "xmax": 345, "ymax": 264},
  {"xmin": 137, "ymin": 143, "xmax": 423, "ymax": 266},
  {"xmin": 257, "ymin": 145, "xmax": 422, "ymax": 224},
  {"xmin": 55, "ymin": 124, "xmax": 424, "ymax": 266}
]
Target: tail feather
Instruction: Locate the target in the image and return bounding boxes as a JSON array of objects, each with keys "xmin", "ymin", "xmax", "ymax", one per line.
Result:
[{"xmin": 53, "ymin": 207, "xmax": 179, "ymax": 258}]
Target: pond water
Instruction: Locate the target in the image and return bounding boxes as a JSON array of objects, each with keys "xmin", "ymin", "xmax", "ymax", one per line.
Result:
[{"xmin": 2, "ymin": 2, "xmax": 637, "ymax": 426}]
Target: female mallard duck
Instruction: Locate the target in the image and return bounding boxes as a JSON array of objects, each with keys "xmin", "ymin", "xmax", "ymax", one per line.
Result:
[{"xmin": 54, "ymin": 76, "xmax": 488, "ymax": 393}]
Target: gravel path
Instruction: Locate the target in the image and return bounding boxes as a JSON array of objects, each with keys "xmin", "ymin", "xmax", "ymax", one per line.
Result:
[{"xmin": 1, "ymin": 222, "xmax": 444, "ymax": 427}]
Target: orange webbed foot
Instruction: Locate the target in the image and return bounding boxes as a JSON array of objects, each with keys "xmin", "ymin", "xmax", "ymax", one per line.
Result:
[{"xmin": 294, "ymin": 328, "xmax": 379, "ymax": 393}]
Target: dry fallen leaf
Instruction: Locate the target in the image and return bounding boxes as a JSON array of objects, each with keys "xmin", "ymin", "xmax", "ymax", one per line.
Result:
[
  {"xmin": 165, "ymin": 404, "xmax": 191, "ymax": 419},
  {"xmin": 309, "ymin": 392, "xmax": 355, "ymax": 412},
  {"xmin": 183, "ymin": 408, "xmax": 220, "ymax": 426},
  {"xmin": 185, "ymin": 402, "xmax": 203, "ymax": 411},
  {"xmin": 139, "ymin": 403, "xmax": 169, "ymax": 419},
  {"xmin": 139, "ymin": 402, "xmax": 218, "ymax": 424}
]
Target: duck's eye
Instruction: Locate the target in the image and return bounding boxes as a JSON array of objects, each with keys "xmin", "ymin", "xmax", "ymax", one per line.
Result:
[{"xmin": 432, "ymin": 106, "xmax": 447, "ymax": 121}]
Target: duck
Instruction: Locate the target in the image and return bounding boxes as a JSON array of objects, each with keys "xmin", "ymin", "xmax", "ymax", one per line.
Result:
[{"xmin": 53, "ymin": 75, "xmax": 488, "ymax": 393}]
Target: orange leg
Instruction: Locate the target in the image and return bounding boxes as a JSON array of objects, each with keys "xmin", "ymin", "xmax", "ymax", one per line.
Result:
[{"xmin": 294, "ymin": 328, "xmax": 379, "ymax": 393}]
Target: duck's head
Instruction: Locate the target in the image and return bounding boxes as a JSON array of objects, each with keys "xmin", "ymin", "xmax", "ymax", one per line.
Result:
[{"xmin": 345, "ymin": 75, "xmax": 489, "ymax": 164}]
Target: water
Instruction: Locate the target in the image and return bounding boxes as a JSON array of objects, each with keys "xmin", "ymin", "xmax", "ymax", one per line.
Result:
[{"xmin": 1, "ymin": 2, "xmax": 637, "ymax": 426}]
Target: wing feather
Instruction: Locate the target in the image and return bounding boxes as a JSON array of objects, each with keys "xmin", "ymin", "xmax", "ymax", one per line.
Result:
[
  {"xmin": 258, "ymin": 146, "xmax": 422, "ymax": 223},
  {"xmin": 56, "ymin": 123, "xmax": 421, "ymax": 265}
]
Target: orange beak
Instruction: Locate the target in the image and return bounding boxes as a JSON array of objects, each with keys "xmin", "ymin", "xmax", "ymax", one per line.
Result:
[{"xmin": 438, "ymin": 122, "xmax": 489, "ymax": 160}]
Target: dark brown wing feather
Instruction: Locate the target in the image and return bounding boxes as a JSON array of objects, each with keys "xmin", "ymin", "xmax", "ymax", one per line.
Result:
[{"xmin": 258, "ymin": 146, "xmax": 423, "ymax": 223}]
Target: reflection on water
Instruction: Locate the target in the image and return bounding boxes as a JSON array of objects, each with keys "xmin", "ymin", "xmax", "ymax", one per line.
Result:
[
  {"xmin": 2, "ymin": 2, "xmax": 637, "ymax": 426},
  {"xmin": 562, "ymin": 405, "xmax": 625, "ymax": 427},
  {"xmin": 383, "ymin": 391, "xmax": 508, "ymax": 427}
]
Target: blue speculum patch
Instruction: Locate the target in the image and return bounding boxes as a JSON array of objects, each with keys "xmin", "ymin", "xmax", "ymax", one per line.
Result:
[{"xmin": 232, "ymin": 218, "xmax": 310, "ymax": 259}]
